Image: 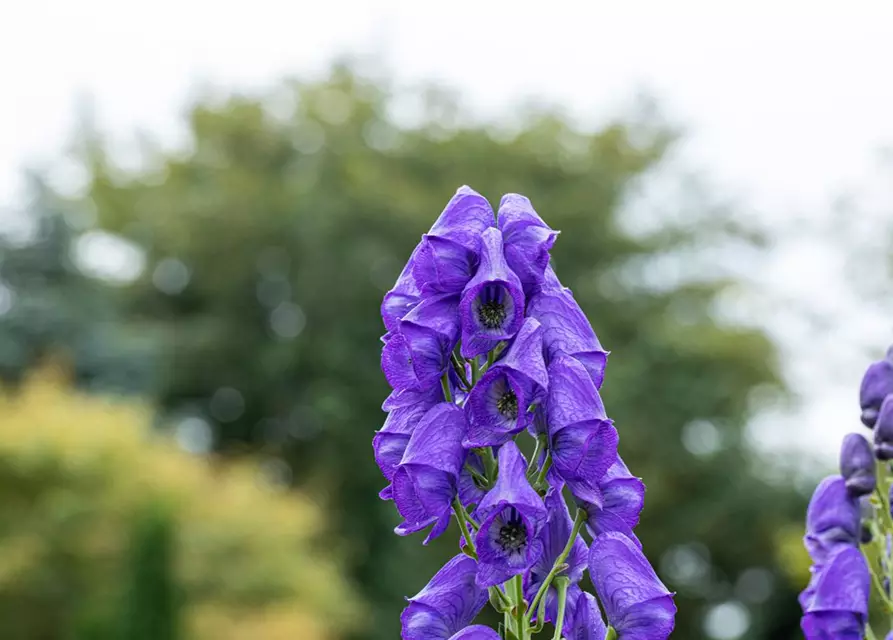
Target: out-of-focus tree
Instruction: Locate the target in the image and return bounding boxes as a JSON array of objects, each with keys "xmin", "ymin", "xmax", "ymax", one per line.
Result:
[
  {"xmin": 0, "ymin": 366, "xmax": 360, "ymax": 640},
  {"xmin": 58, "ymin": 64, "xmax": 806, "ymax": 639}
]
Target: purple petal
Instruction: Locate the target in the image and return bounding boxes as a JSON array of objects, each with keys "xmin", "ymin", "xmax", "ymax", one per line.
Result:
[
  {"xmin": 447, "ymin": 626, "xmax": 501, "ymax": 640},
  {"xmin": 546, "ymin": 355, "xmax": 608, "ymax": 430},
  {"xmin": 497, "ymin": 194, "xmax": 558, "ymax": 293},
  {"xmin": 801, "ymin": 612, "xmax": 864, "ymax": 640},
  {"xmin": 413, "ymin": 235, "xmax": 479, "ymax": 295},
  {"xmin": 551, "ymin": 420, "xmax": 618, "ymax": 505},
  {"xmin": 568, "ymin": 592, "xmax": 608, "ymax": 640},
  {"xmin": 382, "ymin": 246, "xmax": 422, "ymax": 332},
  {"xmin": 476, "ymin": 442, "xmax": 546, "ymax": 524},
  {"xmin": 839, "ymin": 432, "xmax": 875, "ymax": 496},
  {"xmin": 875, "ymin": 395, "xmax": 893, "ymax": 460},
  {"xmin": 527, "ymin": 286, "xmax": 607, "ymax": 388},
  {"xmin": 859, "ymin": 347, "xmax": 893, "ymax": 427},
  {"xmin": 580, "ymin": 455, "xmax": 646, "ymax": 544},
  {"xmin": 427, "ymin": 186, "xmax": 495, "ymax": 254},
  {"xmin": 804, "ymin": 476, "xmax": 860, "ymax": 565},
  {"xmin": 401, "ymin": 554, "xmax": 489, "ymax": 640},
  {"xmin": 803, "ymin": 546, "xmax": 869, "ymax": 618},
  {"xmin": 464, "ymin": 369, "xmax": 533, "ymax": 448},
  {"xmin": 459, "ymin": 228, "xmax": 525, "ymax": 358},
  {"xmin": 589, "ymin": 532, "xmax": 676, "ymax": 640},
  {"xmin": 496, "ymin": 317, "xmax": 549, "ymax": 392},
  {"xmin": 374, "ymin": 388, "xmax": 444, "ymax": 484}
]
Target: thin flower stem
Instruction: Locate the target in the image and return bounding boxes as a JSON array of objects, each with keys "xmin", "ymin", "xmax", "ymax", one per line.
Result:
[
  {"xmin": 489, "ymin": 586, "xmax": 513, "ymax": 612},
  {"xmin": 512, "ymin": 574, "xmax": 527, "ymax": 638},
  {"xmin": 605, "ymin": 627, "xmax": 618, "ymax": 640},
  {"xmin": 470, "ymin": 357, "xmax": 481, "ymax": 385},
  {"xmin": 551, "ymin": 577, "xmax": 569, "ymax": 640},
  {"xmin": 478, "ymin": 447, "xmax": 498, "ymax": 482},
  {"xmin": 451, "ymin": 353, "xmax": 471, "ymax": 390},
  {"xmin": 526, "ymin": 435, "xmax": 547, "ymax": 477},
  {"xmin": 487, "ymin": 350, "xmax": 496, "ymax": 370},
  {"xmin": 528, "ymin": 508, "xmax": 586, "ymax": 623},
  {"xmin": 453, "ymin": 496, "xmax": 477, "ymax": 558},
  {"xmin": 534, "ymin": 452, "xmax": 553, "ymax": 489},
  {"xmin": 441, "ymin": 374, "xmax": 453, "ymax": 404},
  {"xmin": 865, "ymin": 624, "xmax": 878, "ymax": 640},
  {"xmin": 465, "ymin": 462, "xmax": 491, "ymax": 490}
]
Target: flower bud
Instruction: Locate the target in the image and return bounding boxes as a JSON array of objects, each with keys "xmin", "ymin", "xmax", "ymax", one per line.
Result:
[
  {"xmin": 860, "ymin": 347, "xmax": 893, "ymax": 428},
  {"xmin": 839, "ymin": 433, "xmax": 876, "ymax": 496},
  {"xmin": 874, "ymin": 396, "xmax": 893, "ymax": 460}
]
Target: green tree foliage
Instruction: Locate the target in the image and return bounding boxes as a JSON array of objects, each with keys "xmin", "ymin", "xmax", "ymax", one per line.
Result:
[{"xmin": 62, "ymin": 65, "xmax": 806, "ymax": 639}]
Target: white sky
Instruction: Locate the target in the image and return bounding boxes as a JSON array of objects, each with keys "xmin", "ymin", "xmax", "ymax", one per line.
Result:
[{"xmin": 3, "ymin": 0, "xmax": 893, "ymax": 468}]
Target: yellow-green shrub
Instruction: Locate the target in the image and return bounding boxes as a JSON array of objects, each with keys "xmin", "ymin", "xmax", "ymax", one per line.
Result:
[{"xmin": 0, "ymin": 366, "xmax": 360, "ymax": 639}]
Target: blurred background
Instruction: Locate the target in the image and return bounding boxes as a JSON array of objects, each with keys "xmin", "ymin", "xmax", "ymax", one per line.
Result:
[{"xmin": 2, "ymin": 1, "xmax": 893, "ymax": 639}]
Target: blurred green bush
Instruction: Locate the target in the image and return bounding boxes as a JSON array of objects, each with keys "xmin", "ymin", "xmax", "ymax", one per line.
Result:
[{"xmin": 0, "ymin": 364, "xmax": 360, "ymax": 640}]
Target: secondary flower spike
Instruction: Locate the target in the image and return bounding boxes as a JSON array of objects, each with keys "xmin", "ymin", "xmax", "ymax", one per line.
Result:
[
  {"xmin": 401, "ymin": 554, "xmax": 489, "ymax": 640},
  {"xmin": 474, "ymin": 441, "xmax": 547, "ymax": 587},
  {"xmin": 839, "ymin": 433, "xmax": 875, "ymax": 496},
  {"xmin": 589, "ymin": 532, "xmax": 676, "ymax": 640},
  {"xmin": 459, "ymin": 227, "xmax": 525, "ymax": 358},
  {"xmin": 859, "ymin": 346, "xmax": 893, "ymax": 427}
]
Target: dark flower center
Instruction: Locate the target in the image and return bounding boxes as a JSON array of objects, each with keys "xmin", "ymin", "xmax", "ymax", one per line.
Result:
[
  {"xmin": 498, "ymin": 521, "xmax": 527, "ymax": 552},
  {"xmin": 478, "ymin": 300, "xmax": 507, "ymax": 329},
  {"xmin": 496, "ymin": 390, "xmax": 518, "ymax": 420}
]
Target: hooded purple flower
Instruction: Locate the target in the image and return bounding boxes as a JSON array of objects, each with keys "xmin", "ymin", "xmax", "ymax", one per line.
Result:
[
  {"xmin": 589, "ymin": 532, "xmax": 676, "ymax": 640},
  {"xmin": 803, "ymin": 476, "xmax": 860, "ymax": 568},
  {"xmin": 568, "ymin": 592, "xmax": 608, "ymax": 640},
  {"xmin": 393, "ymin": 403, "xmax": 467, "ymax": 543},
  {"xmin": 839, "ymin": 433, "xmax": 875, "ymax": 496},
  {"xmin": 545, "ymin": 355, "xmax": 619, "ymax": 505},
  {"xmin": 474, "ymin": 441, "xmax": 547, "ymax": 587},
  {"xmin": 464, "ymin": 318, "xmax": 548, "ymax": 447},
  {"xmin": 458, "ymin": 228, "xmax": 525, "ymax": 359},
  {"xmin": 524, "ymin": 488, "xmax": 588, "ymax": 630},
  {"xmin": 401, "ymin": 554, "xmax": 489, "ymax": 640},
  {"xmin": 579, "ymin": 455, "xmax": 645, "ymax": 545},
  {"xmin": 382, "ymin": 294, "xmax": 460, "ymax": 392},
  {"xmin": 526, "ymin": 266, "xmax": 608, "ymax": 388},
  {"xmin": 496, "ymin": 194, "xmax": 558, "ymax": 294},
  {"xmin": 446, "ymin": 626, "xmax": 500, "ymax": 640},
  {"xmin": 800, "ymin": 546, "xmax": 870, "ymax": 640},
  {"xmin": 382, "ymin": 245, "xmax": 422, "ymax": 333},
  {"xmin": 412, "ymin": 187, "xmax": 495, "ymax": 295},
  {"xmin": 859, "ymin": 346, "xmax": 893, "ymax": 427},
  {"xmin": 374, "ymin": 385, "xmax": 444, "ymax": 499},
  {"xmin": 874, "ymin": 395, "xmax": 893, "ymax": 460}
]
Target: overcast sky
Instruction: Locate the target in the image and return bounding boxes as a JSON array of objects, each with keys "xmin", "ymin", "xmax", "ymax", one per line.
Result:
[{"xmin": 3, "ymin": 0, "xmax": 893, "ymax": 467}]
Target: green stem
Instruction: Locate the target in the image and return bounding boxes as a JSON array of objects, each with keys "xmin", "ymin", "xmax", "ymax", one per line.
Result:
[
  {"xmin": 477, "ymin": 447, "xmax": 498, "ymax": 482},
  {"xmin": 865, "ymin": 625, "xmax": 878, "ymax": 640},
  {"xmin": 441, "ymin": 374, "xmax": 453, "ymax": 404},
  {"xmin": 453, "ymin": 497, "xmax": 477, "ymax": 557},
  {"xmin": 551, "ymin": 577, "xmax": 569, "ymax": 640},
  {"xmin": 451, "ymin": 353, "xmax": 471, "ymax": 390},
  {"xmin": 464, "ymin": 462, "xmax": 491, "ymax": 490},
  {"xmin": 526, "ymin": 435, "xmax": 547, "ymax": 477},
  {"xmin": 528, "ymin": 508, "xmax": 587, "ymax": 623},
  {"xmin": 534, "ymin": 452, "xmax": 553, "ymax": 489},
  {"xmin": 471, "ymin": 357, "xmax": 481, "ymax": 385},
  {"xmin": 512, "ymin": 574, "xmax": 527, "ymax": 638},
  {"xmin": 489, "ymin": 586, "xmax": 513, "ymax": 612},
  {"xmin": 606, "ymin": 627, "xmax": 617, "ymax": 640}
]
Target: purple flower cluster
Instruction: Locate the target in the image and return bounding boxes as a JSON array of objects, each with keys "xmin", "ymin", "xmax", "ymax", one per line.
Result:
[
  {"xmin": 799, "ymin": 346, "xmax": 893, "ymax": 639},
  {"xmin": 374, "ymin": 187, "xmax": 675, "ymax": 639}
]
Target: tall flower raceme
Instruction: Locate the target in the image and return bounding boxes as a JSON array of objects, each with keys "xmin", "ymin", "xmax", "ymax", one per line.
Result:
[
  {"xmin": 799, "ymin": 346, "xmax": 893, "ymax": 640},
  {"xmin": 374, "ymin": 187, "xmax": 676, "ymax": 640}
]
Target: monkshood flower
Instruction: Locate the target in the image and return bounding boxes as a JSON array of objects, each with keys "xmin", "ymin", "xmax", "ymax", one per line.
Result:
[
  {"xmin": 589, "ymin": 532, "xmax": 676, "ymax": 640},
  {"xmin": 524, "ymin": 487, "xmax": 588, "ymax": 630},
  {"xmin": 401, "ymin": 554, "xmax": 489, "ymax": 640},
  {"xmin": 859, "ymin": 346, "xmax": 893, "ymax": 427},
  {"xmin": 382, "ymin": 245, "xmax": 422, "ymax": 333},
  {"xmin": 568, "ymin": 592, "xmax": 608, "ymax": 640},
  {"xmin": 496, "ymin": 194, "xmax": 558, "ymax": 294},
  {"xmin": 545, "ymin": 355, "xmax": 619, "ymax": 505},
  {"xmin": 526, "ymin": 266, "xmax": 608, "ymax": 388},
  {"xmin": 474, "ymin": 441, "xmax": 547, "ymax": 587},
  {"xmin": 800, "ymin": 546, "xmax": 870, "ymax": 640},
  {"xmin": 413, "ymin": 187, "xmax": 495, "ymax": 295},
  {"xmin": 802, "ymin": 476, "xmax": 860, "ymax": 567},
  {"xmin": 839, "ymin": 432, "xmax": 875, "ymax": 496},
  {"xmin": 381, "ymin": 293, "xmax": 460, "ymax": 392},
  {"xmin": 464, "ymin": 318, "xmax": 548, "ymax": 447},
  {"xmin": 874, "ymin": 395, "xmax": 893, "ymax": 460},
  {"xmin": 393, "ymin": 403, "xmax": 468, "ymax": 543},
  {"xmin": 459, "ymin": 227, "xmax": 525, "ymax": 359},
  {"xmin": 447, "ymin": 626, "xmax": 501, "ymax": 640},
  {"xmin": 373, "ymin": 384, "xmax": 443, "ymax": 499},
  {"xmin": 579, "ymin": 455, "xmax": 646, "ymax": 545}
]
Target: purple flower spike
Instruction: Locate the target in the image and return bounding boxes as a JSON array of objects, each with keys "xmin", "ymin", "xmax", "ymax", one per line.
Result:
[
  {"xmin": 474, "ymin": 441, "xmax": 547, "ymax": 587},
  {"xmin": 804, "ymin": 476, "xmax": 860, "ymax": 566},
  {"xmin": 580, "ymin": 455, "xmax": 646, "ymax": 546},
  {"xmin": 568, "ymin": 592, "xmax": 608, "ymax": 640},
  {"xmin": 839, "ymin": 433, "xmax": 875, "ymax": 496},
  {"xmin": 497, "ymin": 194, "xmax": 558, "ymax": 293},
  {"xmin": 800, "ymin": 546, "xmax": 869, "ymax": 640},
  {"xmin": 374, "ymin": 385, "xmax": 444, "ymax": 498},
  {"xmin": 874, "ymin": 395, "xmax": 893, "ymax": 460},
  {"xmin": 589, "ymin": 532, "xmax": 676, "ymax": 640},
  {"xmin": 401, "ymin": 554, "xmax": 489, "ymax": 640},
  {"xmin": 546, "ymin": 355, "xmax": 619, "ymax": 505},
  {"xmin": 447, "ymin": 626, "xmax": 501, "ymax": 640},
  {"xmin": 524, "ymin": 488, "xmax": 588, "ymax": 629},
  {"xmin": 459, "ymin": 228, "xmax": 525, "ymax": 359},
  {"xmin": 382, "ymin": 294, "xmax": 460, "ymax": 392},
  {"xmin": 382, "ymin": 245, "xmax": 422, "ymax": 333},
  {"xmin": 526, "ymin": 271, "xmax": 608, "ymax": 388},
  {"xmin": 859, "ymin": 347, "xmax": 893, "ymax": 427},
  {"xmin": 393, "ymin": 403, "xmax": 467, "ymax": 544},
  {"xmin": 464, "ymin": 318, "xmax": 548, "ymax": 447}
]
